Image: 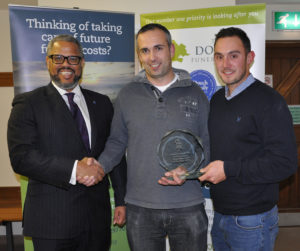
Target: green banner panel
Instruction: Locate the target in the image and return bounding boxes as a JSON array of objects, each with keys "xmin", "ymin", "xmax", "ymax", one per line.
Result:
[{"xmin": 141, "ymin": 4, "xmax": 265, "ymax": 30}]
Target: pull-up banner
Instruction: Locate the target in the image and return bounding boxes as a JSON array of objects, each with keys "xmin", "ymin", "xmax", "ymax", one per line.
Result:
[
  {"xmin": 9, "ymin": 5, "xmax": 134, "ymax": 100},
  {"xmin": 141, "ymin": 3, "xmax": 266, "ymax": 100},
  {"xmin": 9, "ymin": 5, "xmax": 134, "ymax": 251}
]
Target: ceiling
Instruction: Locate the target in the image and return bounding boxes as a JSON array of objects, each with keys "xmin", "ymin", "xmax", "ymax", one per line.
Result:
[{"xmin": 1, "ymin": 0, "xmax": 298, "ymax": 11}]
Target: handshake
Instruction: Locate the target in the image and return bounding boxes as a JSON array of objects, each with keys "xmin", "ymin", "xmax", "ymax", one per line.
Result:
[{"xmin": 76, "ymin": 157, "xmax": 105, "ymax": 187}]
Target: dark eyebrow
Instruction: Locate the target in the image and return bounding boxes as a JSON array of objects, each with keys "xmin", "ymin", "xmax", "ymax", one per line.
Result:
[
  {"xmin": 229, "ymin": 50, "xmax": 241, "ymax": 54},
  {"xmin": 214, "ymin": 50, "xmax": 241, "ymax": 56}
]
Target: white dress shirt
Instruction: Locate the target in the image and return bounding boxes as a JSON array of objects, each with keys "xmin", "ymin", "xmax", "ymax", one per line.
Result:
[{"xmin": 52, "ymin": 82, "xmax": 91, "ymax": 184}]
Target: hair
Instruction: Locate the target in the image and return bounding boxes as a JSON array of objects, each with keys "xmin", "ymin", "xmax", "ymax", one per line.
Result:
[
  {"xmin": 46, "ymin": 34, "xmax": 84, "ymax": 58},
  {"xmin": 214, "ymin": 27, "xmax": 251, "ymax": 53},
  {"xmin": 136, "ymin": 23, "xmax": 172, "ymax": 47}
]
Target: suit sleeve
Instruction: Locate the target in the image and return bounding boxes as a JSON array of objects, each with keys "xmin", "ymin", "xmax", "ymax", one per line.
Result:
[{"xmin": 7, "ymin": 93, "xmax": 74, "ymax": 189}]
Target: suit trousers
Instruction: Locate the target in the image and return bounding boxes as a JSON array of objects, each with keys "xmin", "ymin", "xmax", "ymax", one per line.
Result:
[{"xmin": 32, "ymin": 223, "xmax": 111, "ymax": 251}]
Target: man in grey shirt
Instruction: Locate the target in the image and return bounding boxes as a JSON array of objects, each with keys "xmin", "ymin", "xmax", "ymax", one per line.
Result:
[{"xmin": 94, "ymin": 23, "xmax": 210, "ymax": 251}]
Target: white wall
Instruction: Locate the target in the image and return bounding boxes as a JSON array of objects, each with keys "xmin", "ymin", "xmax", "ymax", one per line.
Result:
[
  {"xmin": 0, "ymin": 10, "xmax": 19, "ymax": 186},
  {"xmin": 0, "ymin": 10, "xmax": 12, "ymax": 72},
  {"xmin": 0, "ymin": 87, "xmax": 19, "ymax": 186}
]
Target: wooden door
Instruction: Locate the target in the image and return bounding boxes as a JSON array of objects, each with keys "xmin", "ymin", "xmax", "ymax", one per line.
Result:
[{"xmin": 266, "ymin": 41, "xmax": 300, "ymax": 212}]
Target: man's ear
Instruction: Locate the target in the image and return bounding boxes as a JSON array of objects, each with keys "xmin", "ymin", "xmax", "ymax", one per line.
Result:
[
  {"xmin": 247, "ymin": 50, "xmax": 255, "ymax": 65},
  {"xmin": 46, "ymin": 56, "xmax": 50, "ymax": 69},
  {"xmin": 136, "ymin": 49, "xmax": 143, "ymax": 68},
  {"xmin": 80, "ymin": 58, "xmax": 85, "ymax": 68},
  {"xmin": 170, "ymin": 43, "xmax": 175, "ymax": 58}
]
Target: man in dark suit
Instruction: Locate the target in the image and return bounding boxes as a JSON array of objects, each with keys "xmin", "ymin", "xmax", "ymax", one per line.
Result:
[{"xmin": 7, "ymin": 34, "xmax": 126, "ymax": 251}]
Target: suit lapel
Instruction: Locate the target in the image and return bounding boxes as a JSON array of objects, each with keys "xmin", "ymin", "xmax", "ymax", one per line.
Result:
[
  {"xmin": 46, "ymin": 83, "xmax": 69, "ymax": 113},
  {"xmin": 45, "ymin": 84, "xmax": 87, "ymax": 152},
  {"xmin": 82, "ymin": 89, "xmax": 98, "ymax": 152}
]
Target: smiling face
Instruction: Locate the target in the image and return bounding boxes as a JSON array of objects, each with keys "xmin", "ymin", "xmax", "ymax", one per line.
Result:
[
  {"xmin": 214, "ymin": 36, "xmax": 255, "ymax": 93},
  {"xmin": 137, "ymin": 28, "xmax": 175, "ymax": 86},
  {"xmin": 46, "ymin": 41, "xmax": 85, "ymax": 91}
]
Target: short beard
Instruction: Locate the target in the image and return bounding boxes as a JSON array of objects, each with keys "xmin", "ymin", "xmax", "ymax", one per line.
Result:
[
  {"xmin": 52, "ymin": 77, "xmax": 79, "ymax": 91},
  {"xmin": 50, "ymin": 69, "xmax": 82, "ymax": 91},
  {"xmin": 223, "ymin": 70, "xmax": 246, "ymax": 86}
]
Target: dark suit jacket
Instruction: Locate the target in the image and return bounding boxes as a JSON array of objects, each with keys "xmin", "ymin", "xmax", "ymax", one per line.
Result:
[{"xmin": 7, "ymin": 83, "xmax": 126, "ymax": 239}]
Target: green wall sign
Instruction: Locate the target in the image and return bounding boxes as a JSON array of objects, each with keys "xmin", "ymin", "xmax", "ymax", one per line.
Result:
[{"xmin": 274, "ymin": 12, "xmax": 300, "ymax": 30}]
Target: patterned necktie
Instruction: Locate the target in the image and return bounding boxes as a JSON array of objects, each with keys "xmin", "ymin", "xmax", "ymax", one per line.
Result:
[{"xmin": 65, "ymin": 92, "xmax": 90, "ymax": 151}]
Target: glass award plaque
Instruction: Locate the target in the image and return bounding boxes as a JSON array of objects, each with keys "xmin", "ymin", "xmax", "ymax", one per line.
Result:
[{"xmin": 157, "ymin": 129, "xmax": 205, "ymax": 179}]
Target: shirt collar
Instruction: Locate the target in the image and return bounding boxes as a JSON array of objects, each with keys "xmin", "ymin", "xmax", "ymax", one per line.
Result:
[
  {"xmin": 51, "ymin": 81, "xmax": 83, "ymax": 98},
  {"xmin": 225, "ymin": 74, "xmax": 255, "ymax": 100}
]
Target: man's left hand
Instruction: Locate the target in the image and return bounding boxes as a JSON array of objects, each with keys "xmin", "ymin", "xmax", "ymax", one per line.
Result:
[
  {"xmin": 158, "ymin": 166, "xmax": 187, "ymax": 186},
  {"xmin": 113, "ymin": 206, "xmax": 126, "ymax": 227}
]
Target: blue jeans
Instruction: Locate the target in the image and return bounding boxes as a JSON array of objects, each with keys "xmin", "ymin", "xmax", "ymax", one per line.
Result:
[
  {"xmin": 211, "ymin": 206, "xmax": 279, "ymax": 251},
  {"xmin": 126, "ymin": 203, "xmax": 208, "ymax": 251}
]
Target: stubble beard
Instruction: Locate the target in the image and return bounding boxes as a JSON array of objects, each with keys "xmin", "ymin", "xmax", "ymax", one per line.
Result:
[{"xmin": 145, "ymin": 60, "xmax": 172, "ymax": 83}]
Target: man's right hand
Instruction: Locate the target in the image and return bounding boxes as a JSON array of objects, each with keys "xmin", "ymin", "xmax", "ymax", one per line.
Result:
[{"xmin": 76, "ymin": 157, "xmax": 105, "ymax": 186}]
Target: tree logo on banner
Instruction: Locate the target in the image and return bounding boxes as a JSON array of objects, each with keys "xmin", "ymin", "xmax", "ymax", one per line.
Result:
[{"xmin": 172, "ymin": 40, "xmax": 189, "ymax": 62}]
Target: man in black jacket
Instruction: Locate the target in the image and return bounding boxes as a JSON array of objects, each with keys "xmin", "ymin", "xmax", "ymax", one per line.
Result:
[{"xmin": 7, "ymin": 34, "xmax": 126, "ymax": 251}]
